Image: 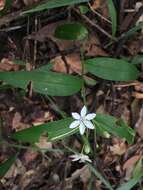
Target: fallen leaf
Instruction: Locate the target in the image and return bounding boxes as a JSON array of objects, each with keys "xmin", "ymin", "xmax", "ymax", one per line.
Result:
[
  {"xmin": 12, "ymin": 112, "xmax": 31, "ymax": 131},
  {"xmin": 132, "ymin": 92, "xmax": 143, "ymax": 99},
  {"xmin": 90, "ymin": 0, "xmax": 101, "ymax": 10},
  {"xmin": 110, "ymin": 142, "xmax": 127, "ymax": 155},
  {"xmin": 52, "ymin": 53, "xmax": 81, "ymax": 74},
  {"xmin": 84, "ymin": 34, "xmax": 108, "ymax": 57},
  {"xmin": 135, "ymin": 104, "xmax": 143, "ymax": 138},
  {"xmin": 123, "ymin": 155, "xmax": 141, "ymax": 170},
  {"xmin": 0, "ymin": 0, "xmax": 5, "ymax": 10},
  {"xmin": 35, "ymin": 134, "xmax": 52, "ymax": 150},
  {"xmin": 23, "ymin": 150, "xmax": 39, "ymax": 164},
  {"xmin": 0, "ymin": 58, "xmax": 19, "ymax": 71},
  {"xmin": 12, "ymin": 112, "xmax": 22, "ymax": 129}
]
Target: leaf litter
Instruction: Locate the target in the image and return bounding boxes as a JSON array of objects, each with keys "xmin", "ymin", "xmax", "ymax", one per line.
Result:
[{"xmin": 0, "ymin": 0, "xmax": 143, "ymax": 190}]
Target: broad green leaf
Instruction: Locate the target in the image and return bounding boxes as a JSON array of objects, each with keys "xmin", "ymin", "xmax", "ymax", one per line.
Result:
[
  {"xmin": 22, "ymin": 0, "xmax": 89, "ymax": 14},
  {"xmin": 116, "ymin": 171, "xmax": 143, "ymax": 190},
  {"xmin": 88, "ymin": 163, "xmax": 114, "ymax": 190},
  {"xmin": 0, "ymin": 71, "xmax": 83, "ymax": 96},
  {"xmin": 11, "ymin": 118, "xmax": 78, "ymax": 143},
  {"xmin": 0, "ymin": 155, "xmax": 17, "ymax": 178},
  {"xmin": 85, "ymin": 57, "xmax": 140, "ymax": 81},
  {"xmin": 107, "ymin": 0, "xmax": 117, "ymax": 36},
  {"xmin": 95, "ymin": 114, "xmax": 135, "ymax": 144},
  {"xmin": 54, "ymin": 23, "xmax": 88, "ymax": 40}
]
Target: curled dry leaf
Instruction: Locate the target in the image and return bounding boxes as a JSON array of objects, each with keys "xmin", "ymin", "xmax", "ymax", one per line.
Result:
[
  {"xmin": 52, "ymin": 54, "xmax": 81, "ymax": 74},
  {"xmin": 123, "ymin": 155, "xmax": 141, "ymax": 171},
  {"xmin": 90, "ymin": 0, "xmax": 102, "ymax": 10},
  {"xmin": 132, "ymin": 91, "xmax": 143, "ymax": 99},
  {"xmin": 84, "ymin": 34, "xmax": 108, "ymax": 57},
  {"xmin": 135, "ymin": 104, "xmax": 143, "ymax": 138},
  {"xmin": 23, "ymin": 150, "xmax": 39, "ymax": 164},
  {"xmin": 0, "ymin": 0, "xmax": 5, "ymax": 10},
  {"xmin": 0, "ymin": 58, "xmax": 19, "ymax": 71},
  {"xmin": 123, "ymin": 155, "xmax": 141, "ymax": 180},
  {"xmin": 110, "ymin": 142, "xmax": 127, "ymax": 156},
  {"xmin": 12, "ymin": 112, "xmax": 31, "ymax": 131},
  {"xmin": 35, "ymin": 134, "xmax": 52, "ymax": 150}
]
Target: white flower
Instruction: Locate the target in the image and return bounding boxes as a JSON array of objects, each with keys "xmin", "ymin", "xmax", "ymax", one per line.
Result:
[
  {"xmin": 69, "ymin": 106, "xmax": 96, "ymax": 135},
  {"xmin": 70, "ymin": 154, "xmax": 92, "ymax": 163}
]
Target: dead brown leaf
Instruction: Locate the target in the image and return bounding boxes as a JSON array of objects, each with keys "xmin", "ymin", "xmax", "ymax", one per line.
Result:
[
  {"xmin": 84, "ymin": 34, "xmax": 108, "ymax": 57},
  {"xmin": 52, "ymin": 53, "xmax": 81, "ymax": 74},
  {"xmin": 12, "ymin": 112, "xmax": 22, "ymax": 129},
  {"xmin": 0, "ymin": 0, "xmax": 5, "ymax": 10},
  {"xmin": 23, "ymin": 150, "xmax": 39, "ymax": 164},
  {"xmin": 0, "ymin": 58, "xmax": 19, "ymax": 71},
  {"xmin": 123, "ymin": 155, "xmax": 141, "ymax": 171},
  {"xmin": 12, "ymin": 112, "xmax": 31, "ymax": 131},
  {"xmin": 110, "ymin": 142, "xmax": 127, "ymax": 156},
  {"xmin": 132, "ymin": 92, "xmax": 143, "ymax": 99},
  {"xmin": 135, "ymin": 104, "xmax": 143, "ymax": 138},
  {"xmin": 91, "ymin": 0, "xmax": 102, "ymax": 10},
  {"xmin": 35, "ymin": 134, "xmax": 52, "ymax": 150}
]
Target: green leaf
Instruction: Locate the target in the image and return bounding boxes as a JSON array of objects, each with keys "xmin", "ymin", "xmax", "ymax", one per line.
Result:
[
  {"xmin": 85, "ymin": 57, "xmax": 140, "ymax": 81},
  {"xmin": 0, "ymin": 155, "xmax": 17, "ymax": 179},
  {"xmin": 116, "ymin": 171, "xmax": 143, "ymax": 190},
  {"xmin": 0, "ymin": 71, "xmax": 83, "ymax": 96},
  {"xmin": 95, "ymin": 114, "xmax": 135, "ymax": 144},
  {"xmin": 11, "ymin": 118, "xmax": 78, "ymax": 143},
  {"xmin": 22, "ymin": 0, "xmax": 89, "ymax": 14},
  {"xmin": 79, "ymin": 5, "xmax": 89, "ymax": 14},
  {"xmin": 54, "ymin": 23, "xmax": 88, "ymax": 40},
  {"xmin": 107, "ymin": 0, "xmax": 117, "ymax": 36}
]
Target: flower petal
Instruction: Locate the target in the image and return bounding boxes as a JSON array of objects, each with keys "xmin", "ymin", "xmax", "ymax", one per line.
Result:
[
  {"xmin": 85, "ymin": 113, "xmax": 96, "ymax": 120},
  {"xmin": 70, "ymin": 154, "xmax": 80, "ymax": 162},
  {"xmin": 72, "ymin": 157, "xmax": 80, "ymax": 162},
  {"xmin": 72, "ymin": 112, "xmax": 80, "ymax": 120},
  {"xmin": 84, "ymin": 157, "xmax": 92, "ymax": 163},
  {"xmin": 69, "ymin": 120, "xmax": 80, "ymax": 129},
  {"xmin": 83, "ymin": 121, "xmax": 95, "ymax": 129},
  {"xmin": 80, "ymin": 106, "xmax": 87, "ymax": 117},
  {"xmin": 79, "ymin": 123, "xmax": 86, "ymax": 135}
]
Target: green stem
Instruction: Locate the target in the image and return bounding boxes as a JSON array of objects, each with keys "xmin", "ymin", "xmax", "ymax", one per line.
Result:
[
  {"xmin": 0, "ymin": 139, "xmax": 66, "ymax": 153},
  {"xmin": 80, "ymin": 47, "xmax": 87, "ymax": 107}
]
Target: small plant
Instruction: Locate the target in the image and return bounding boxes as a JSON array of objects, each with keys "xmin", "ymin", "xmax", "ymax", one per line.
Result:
[{"xmin": 0, "ymin": 0, "xmax": 143, "ymax": 189}]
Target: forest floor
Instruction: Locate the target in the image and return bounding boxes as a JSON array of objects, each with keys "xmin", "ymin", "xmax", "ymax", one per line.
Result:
[{"xmin": 0, "ymin": 0, "xmax": 143, "ymax": 189}]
